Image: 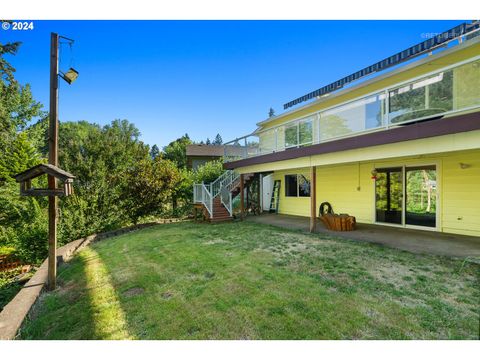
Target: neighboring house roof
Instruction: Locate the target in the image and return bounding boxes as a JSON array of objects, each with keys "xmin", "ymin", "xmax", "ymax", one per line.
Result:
[{"xmin": 186, "ymin": 145, "xmax": 225, "ymax": 157}]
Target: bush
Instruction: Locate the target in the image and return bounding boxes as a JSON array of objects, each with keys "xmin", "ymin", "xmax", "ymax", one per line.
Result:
[{"xmin": 193, "ymin": 159, "xmax": 225, "ymax": 184}]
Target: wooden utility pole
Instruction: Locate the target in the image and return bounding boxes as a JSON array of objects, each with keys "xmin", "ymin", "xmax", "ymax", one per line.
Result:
[
  {"xmin": 240, "ymin": 174, "xmax": 245, "ymax": 221},
  {"xmin": 48, "ymin": 32, "xmax": 59, "ymax": 291},
  {"xmin": 310, "ymin": 166, "xmax": 317, "ymax": 233}
]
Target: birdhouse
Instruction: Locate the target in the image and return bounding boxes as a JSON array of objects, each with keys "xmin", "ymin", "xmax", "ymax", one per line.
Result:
[{"xmin": 14, "ymin": 164, "xmax": 75, "ymax": 197}]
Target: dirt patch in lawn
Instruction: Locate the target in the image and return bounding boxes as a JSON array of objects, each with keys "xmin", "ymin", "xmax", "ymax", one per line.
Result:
[{"xmin": 122, "ymin": 287, "xmax": 144, "ymax": 298}]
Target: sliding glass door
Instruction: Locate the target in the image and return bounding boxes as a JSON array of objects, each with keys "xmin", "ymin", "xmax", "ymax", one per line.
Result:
[
  {"xmin": 405, "ymin": 166, "xmax": 437, "ymax": 228},
  {"xmin": 375, "ymin": 168, "xmax": 403, "ymax": 225},
  {"xmin": 375, "ymin": 165, "xmax": 437, "ymax": 228}
]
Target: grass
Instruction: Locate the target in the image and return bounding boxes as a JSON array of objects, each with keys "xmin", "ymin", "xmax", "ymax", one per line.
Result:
[{"xmin": 19, "ymin": 221, "xmax": 480, "ymax": 339}]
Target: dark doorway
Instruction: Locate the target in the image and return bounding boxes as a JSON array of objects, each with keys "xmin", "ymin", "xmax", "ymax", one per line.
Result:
[{"xmin": 375, "ymin": 167, "xmax": 403, "ymax": 224}]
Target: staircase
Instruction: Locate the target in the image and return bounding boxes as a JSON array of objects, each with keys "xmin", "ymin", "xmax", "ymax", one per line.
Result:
[
  {"xmin": 193, "ymin": 170, "xmax": 254, "ymax": 222},
  {"xmin": 230, "ymin": 173, "xmax": 255, "ymax": 198},
  {"xmin": 210, "ymin": 197, "xmax": 233, "ymax": 223}
]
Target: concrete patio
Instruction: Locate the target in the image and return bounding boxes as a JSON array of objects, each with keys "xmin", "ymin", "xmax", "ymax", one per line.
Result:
[{"xmin": 246, "ymin": 213, "xmax": 480, "ymax": 259}]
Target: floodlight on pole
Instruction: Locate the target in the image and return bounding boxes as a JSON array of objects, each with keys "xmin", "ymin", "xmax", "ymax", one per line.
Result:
[{"xmin": 59, "ymin": 68, "xmax": 79, "ymax": 84}]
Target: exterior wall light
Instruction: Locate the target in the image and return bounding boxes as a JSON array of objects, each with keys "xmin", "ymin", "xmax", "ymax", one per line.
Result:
[
  {"xmin": 371, "ymin": 169, "xmax": 378, "ymax": 180},
  {"xmin": 459, "ymin": 162, "xmax": 471, "ymax": 169}
]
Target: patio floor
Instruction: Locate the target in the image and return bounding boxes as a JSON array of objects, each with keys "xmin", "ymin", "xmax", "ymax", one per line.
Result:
[{"xmin": 246, "ymin": 213, "xmax": 480, "ymax": 259}]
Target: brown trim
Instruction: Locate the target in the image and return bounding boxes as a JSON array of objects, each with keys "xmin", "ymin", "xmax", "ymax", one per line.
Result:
[{"xmin": 224, "ymin": 112, "xmax": 480, "ymax": 170}]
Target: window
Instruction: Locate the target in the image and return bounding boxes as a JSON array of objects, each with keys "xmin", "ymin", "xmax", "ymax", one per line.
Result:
[
  {"xmin": 298, "ymin": 119, "xmax": 313, "ymax": 145},
  {"xmin": 192, "ymin": 159, "xmax": 208, "ymax": 170},
  {"xmin": 298, "ymin": 175, "xmax": 310, "ymax": 197},
  {"xmin": 319, "ymin": 93, "xmax": 385, "ymax": 141},
  {"xmin": 389, "ymin": 71, "xmax": 453, "ymax": 124},
  {"xmin": 285, "ymin": 175, "xmax": 298, "ymax": 197},
  {"xmin": 285, "ymin": 174, "xmax": 310, "ymax": 197},
  {"xmin": 285, "ymin": 124, "xmax": 297, "ymax": 148}
]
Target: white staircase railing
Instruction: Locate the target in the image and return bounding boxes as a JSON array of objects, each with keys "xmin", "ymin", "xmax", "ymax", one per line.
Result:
[
  {"xmin": 193, "ymin": 183, "xmax": 213, "ymax": 217},
  {"xmin": 220, "ymin": 186, "xmax": 233, "ymax": 216},
  {"xmin": 193, "ymin": 170, "xmax": 239, "ymax": 217}
]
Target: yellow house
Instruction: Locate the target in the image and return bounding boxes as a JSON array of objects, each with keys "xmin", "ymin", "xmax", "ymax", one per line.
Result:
[{"xmin": 215, "ymin": 23, "xmax": 480, "ymax": 237}]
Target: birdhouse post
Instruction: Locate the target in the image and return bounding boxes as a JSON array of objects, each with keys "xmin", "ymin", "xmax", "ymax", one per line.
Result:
[{"xmin": 13, "ymin": 33, "xmax": 78, "ymax": 291}]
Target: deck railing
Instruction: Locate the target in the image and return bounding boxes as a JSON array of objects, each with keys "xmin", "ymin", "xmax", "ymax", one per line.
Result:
[
  {"xmin": 224, "ymin": 56, "xmax": 480, "ymax": 162},
  {"xmin": 193, "ymin": 183, "xmax": 213, "ymax": 217},
  {"xmin": 193, "ymin": 170, "xmax": 239, "ymax": 217}
]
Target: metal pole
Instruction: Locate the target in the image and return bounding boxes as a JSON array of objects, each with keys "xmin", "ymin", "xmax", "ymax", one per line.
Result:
[{"xmin": 48, "ymin": 32, "xmax": 59, "ymax": 291}]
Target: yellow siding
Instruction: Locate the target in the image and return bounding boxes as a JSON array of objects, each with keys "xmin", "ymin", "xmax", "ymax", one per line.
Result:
[
  {"xmin": 273, "ymin": 169, "xmax": 311, "ymax": 217},
  {"xmin": 316, "ymin": 163, "xmax": 374, "ymax": 224},
  {"xmin": 262, "ymin": 149, "xmax": 480, "ymax": 237},
  {"xmin": 259, "ymin": 40, "xmax": 480, "ymax": 130},
  {"xmin": 441, "ymin": 150, "xmax": 480, "ymax": 236}
]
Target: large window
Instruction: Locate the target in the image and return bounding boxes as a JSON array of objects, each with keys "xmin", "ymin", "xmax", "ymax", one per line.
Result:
[
  {"xmin": 284, "ymin": 118, "xmax": 314, "ymax": 148},
  {"xmin": 285, "ymin": 174, "xmax": 310, "ymax": 197},
  {"xmin": 319, "ymin": 93, "xmax": 385, "ymax": 141},
  {"xmin": 389, "ymin": 71, "xmax": 454, "ymax": 124}
]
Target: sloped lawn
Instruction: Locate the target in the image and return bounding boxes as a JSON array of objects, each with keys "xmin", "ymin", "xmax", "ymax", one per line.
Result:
[{"xmin": 20, "ymin": 221, "xmax": 479, "ymax": 339}]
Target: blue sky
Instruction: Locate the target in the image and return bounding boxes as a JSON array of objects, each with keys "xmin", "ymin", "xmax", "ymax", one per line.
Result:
[{"xmin": 1, "ymin": 20, "xmax": 465, "ymax": 147}]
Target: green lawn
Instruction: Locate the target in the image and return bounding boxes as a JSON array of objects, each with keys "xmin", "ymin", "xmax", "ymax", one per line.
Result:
[{"xmin": 20, "ymin": 221, "xmax": 479, "ymax": 339}]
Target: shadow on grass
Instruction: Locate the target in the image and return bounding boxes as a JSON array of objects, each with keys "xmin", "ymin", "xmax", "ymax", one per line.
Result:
[
  {"xmin": 20, "ymin": 252, "xmax": 96, "ymax": 339},
  {"xmin": 20, "ymin": 247, "xmax": 134, "ymax": 339}
]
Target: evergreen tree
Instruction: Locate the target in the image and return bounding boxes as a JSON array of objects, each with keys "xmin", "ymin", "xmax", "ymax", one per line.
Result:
[
  {"xmin": 149, "ymin": 144, "xmax": 160, "ymax": 159},
  {"xmin": 268, "ymin": 107, "xmax": 275, "ymax": 117},
  {"xmin": 213, "ymin": 133, "xmax": 223, "ymax": 145},
  {"xmin": 206, "ymin": 138, "xmax": 211, "ymax": 145}
]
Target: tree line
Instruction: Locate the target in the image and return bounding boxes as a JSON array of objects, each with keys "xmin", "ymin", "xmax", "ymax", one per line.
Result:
[{"xmin": 0, "ymin": 41, "xmax": 224, "ymax": 264}]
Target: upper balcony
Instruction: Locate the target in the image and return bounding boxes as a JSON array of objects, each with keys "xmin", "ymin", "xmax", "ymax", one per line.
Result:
[{"xmin": 223, "ymin": 55, "xmax": 480, "ymax": 164}]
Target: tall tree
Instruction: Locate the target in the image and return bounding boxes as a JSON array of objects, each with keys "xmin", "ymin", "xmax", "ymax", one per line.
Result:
[
  {"xmin": 149, "ymin": 144, "xmax": 160, "ymax": 159},
  {"xmin": 0, "ymin": 41, "xmax": 48, "ymax": 263},
  {"xmin": 162, "ymin": 133, "xmax": 192, "ymax": 169},
  {"xmin": 213, "ymin": 133, "xmax": 223, "ymax": 145},
  {"xmin": 1, "ymin": 42, "xmax": 44, "ymax": 137},
  {"xmin": 268, "ymin": 107, "xmax": 275, "ymax": 117},
  {"xmin": 205, "ymin": 138, "xmax": 211, "ymax": 145},
  {"xmin": 123, "ymin": 158, "xmax": 181, "ymax": 224}
]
